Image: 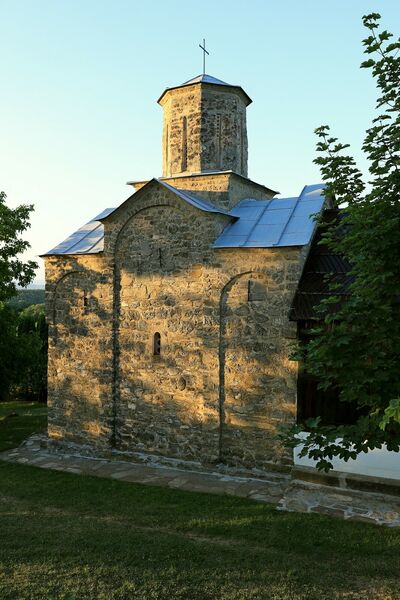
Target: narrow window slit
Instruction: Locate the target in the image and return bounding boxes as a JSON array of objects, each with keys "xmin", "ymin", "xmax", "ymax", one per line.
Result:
[
  {"xmin": 215, "ymin": 114, "xmax": 222, "ymax": 168},
  {"xmin": 181, "ymin": 116, "xmax": 188, "ymax": 171},
  {"xmin": 153, "ymin": 332, "xmax": 161, "ymax": 356},
  {"xmin": 165, "ymin": 124, "xmax": 169, "ymax": 171}
]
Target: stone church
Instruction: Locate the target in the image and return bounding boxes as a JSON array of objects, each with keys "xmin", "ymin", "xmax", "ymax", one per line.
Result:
[{"xmin": 43, "ymin": 73, "xmax": 328, "ymax": 473}]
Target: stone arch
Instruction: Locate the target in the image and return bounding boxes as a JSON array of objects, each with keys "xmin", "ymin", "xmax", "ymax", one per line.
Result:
[
  {"xmin": 107, "ymin": 192, "xmax": 184, "ymax": 257},
  {"xmin": 48, "ymin": 267, "xmax": 111, "ymax": 447},
  {"xmin": 109, "ymin": 198, "xmax": 186, "ymax": 447},
  {"xmin": 218, "ymin": 270, "xmax": 287, "ymax": 469},
  {"xmin": 110, "ymin": 198, "xmax": 215, "ymax": 458},
  {"xmin": 52, "ymin": 270, "xmax": 86, "ymax": 342},
  {"xmin": 113, "ymin": 203, "xmax": 177, "ymax": 256}
]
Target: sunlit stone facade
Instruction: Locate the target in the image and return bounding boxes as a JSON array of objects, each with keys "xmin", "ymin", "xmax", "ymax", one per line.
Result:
[{"xmin": 44, "ymin": 75, "xmax": 308, "ymax": 472}]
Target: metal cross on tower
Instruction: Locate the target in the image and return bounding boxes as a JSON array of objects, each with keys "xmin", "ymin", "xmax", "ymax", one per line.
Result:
[{"xmin": 199, "ymin": 38, "xmax": 209, "ymax": 75}]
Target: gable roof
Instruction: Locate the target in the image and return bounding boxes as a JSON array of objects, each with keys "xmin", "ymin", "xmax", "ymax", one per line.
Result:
[
  {"xmin": 213, "ymin": 184, "xmax": 326, "ymax": 248},
  {"xmin": 42, "ymin": 182, "xmax": 326, "ymax": 257},
  {"xmin": 41, "ymin": 179, "xmax": 232, "ymax": 256},
  {"xmin": 154, "ymin": 179, "xmax": 233, "ymax": 216}
]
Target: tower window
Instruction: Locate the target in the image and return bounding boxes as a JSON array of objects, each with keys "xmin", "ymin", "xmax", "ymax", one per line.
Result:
[
  {"xmin": 181, "ymin": 116, "xmax": 188, "ymax": 171},
  {"xmin": 83, "ymin": 289, "xmax": 88, "ymax": 310},
  {"xmin": 165, "ymin": 124, "xmax": 169, "ymax": 172},
  {"xmin": 215, "ymin": 114, "xmax": 222, "ymax": 168},
  {"xmin": 241, "ymin": 115, "xmax": 245, "ymax": 174},
  {"xmin": 153, "ymin": 332, "xmax": 161, "ymax": 356}
]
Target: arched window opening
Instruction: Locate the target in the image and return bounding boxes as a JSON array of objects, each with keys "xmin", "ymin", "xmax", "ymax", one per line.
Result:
[
  {"xmin": 181, "ymin": 116, "xmax": 188, "ymax": 171},
  {"xmin": 83, "ymin": 289, "xmax": 88, "ymax": 309},
  {"xmin": 153, "ymin": 332, "xmax": 161, "ymax": 356}
]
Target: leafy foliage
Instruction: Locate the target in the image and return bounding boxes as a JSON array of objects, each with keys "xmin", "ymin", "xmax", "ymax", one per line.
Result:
[
  {"xmin": 283, "ymin": 13, "xmax": 400, "ymax": 471},
  {"xmin": 15, "ymin": 304, "xmax": 48, "ymax": 401},
  {"xmin": 8, "ymin": 288, "xmax": 45, "ymax": 309},
  {"xmin": 0, "ymin": 190, "xmax": 37, "ymax": 302},
  {"xmin": 0, "ymin": 191, "xmax": 43, "ymax": 401},
  {"xmin": 0, "ymin": 303, "xmax": 20, "ymax": 401},
  {"xmin": 0, "ymin": 304, "xmax": 47, "ymax": 402}
]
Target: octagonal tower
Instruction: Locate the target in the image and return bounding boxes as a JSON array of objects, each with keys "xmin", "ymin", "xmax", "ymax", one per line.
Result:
[{"xmin": 158, "ymin": 74, "xmax": 252, "ymax": 178}]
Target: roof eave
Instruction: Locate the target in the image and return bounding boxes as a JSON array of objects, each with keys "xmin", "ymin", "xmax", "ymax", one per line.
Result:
[{"xmin": 157, "ymin": 81, "xmax": 252, "ymax": 106}]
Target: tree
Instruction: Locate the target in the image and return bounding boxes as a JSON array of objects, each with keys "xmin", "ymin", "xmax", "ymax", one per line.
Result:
[
  {"xmin": 12, "ymin": 304, "xmax": 47, "ymax": 402},
  {"xmin": 0, "ymin": 304, "xmax": 20, "ymax": 401},
  {"xmin": 283, "ymin": 13, "xmax": 400, "ymax": 471},
  {"xmin": 0, "ymin": 191, "xmax": 37, "ymax": 400},
  {"xmin": 0, "ymin": 304, "xmax": 47, "ymax": 402},
  {"xmin": 0, "ymin": 190, "xmax": 37, "ymax": 302}
]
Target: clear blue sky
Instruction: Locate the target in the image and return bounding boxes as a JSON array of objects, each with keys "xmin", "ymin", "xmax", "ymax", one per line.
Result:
[{"xmin": 1, "ymin": 0, "xmax": 399, "ymax": 284}]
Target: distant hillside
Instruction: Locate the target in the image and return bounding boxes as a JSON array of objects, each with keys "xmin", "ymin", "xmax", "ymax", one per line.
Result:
[{"xmin": 8, "ymin": 289, "xmax": 45, "ymax": 309}]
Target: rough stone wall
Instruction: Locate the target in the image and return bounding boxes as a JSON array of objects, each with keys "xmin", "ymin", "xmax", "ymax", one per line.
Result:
[
  {"xmin": 46, "ymin": 182, "xmax": 306, "ymax": 472},
  {"xmin": 220, "ymin": 269, "xmax": 298, "ymax": 469},
  {"xmin": 160, "ymin": 85, "xmax": 203, "ymax": 177},
  {"xmin": 160, "ymin": 84, "xmax": 248, "ymax": 178},
  {"xmin": 131, "ymin": 173, "xmax": 275, "ymax": 212},
  {"xmin": 201, "ymin": 86, "xmax": 248, "ymax": 176},
  {"xmin": 44, "ymin": 255, "xmax": 114, "ymax": 447},
  {"xmin": 108, "ymin": 185, "xmax": 302, "ymax": 468}
]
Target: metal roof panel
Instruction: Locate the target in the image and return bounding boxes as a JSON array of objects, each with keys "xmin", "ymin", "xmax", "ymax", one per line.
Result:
[
  {"xmin": 181, "ymin": 74, "xmax": 230, "ymax": 86},
  {"xmin": 42, "ymin": 180, "xmax": 232, "ymax": 256},
  {"xmin": 43, "ymin": 208, "xmax": 115, "ymax": 256},
  {"xmin": 44, "ymin": 183, "xmax": 325, "ymax": 256},
  {"xmin": 212, "ymin": 184, "xmax": 325, "ymax": 249}
]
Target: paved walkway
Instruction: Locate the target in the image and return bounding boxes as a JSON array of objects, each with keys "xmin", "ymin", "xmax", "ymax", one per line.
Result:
[
  {"xmin": 2, "ymin": 434, "xmax": 400, "ymax": 527},
  {"xmin": 0, "ymin": 435, "xmax": 288, "ymax": 504}
]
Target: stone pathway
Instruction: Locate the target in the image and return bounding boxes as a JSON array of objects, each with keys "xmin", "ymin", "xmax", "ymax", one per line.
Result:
[
  {"xmin": 0, "ymin": 435, "xmax": 288, "ymax": 505},
  {"xmin": 2, "ymin": 434, "xmax": 400, "ymax": 527},
  {"xmin": 278, "ymin": 478, "xmax": 400, "ymax": 526}
]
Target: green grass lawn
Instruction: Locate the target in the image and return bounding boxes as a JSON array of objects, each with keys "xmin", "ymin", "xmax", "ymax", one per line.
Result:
[
  {"xmin": 0, "ymin": 402, "xmax": 399, "ymax": 599},
  {"xmin": 0, "ymin": 400, "xmax": 48, "ymax": 452}
]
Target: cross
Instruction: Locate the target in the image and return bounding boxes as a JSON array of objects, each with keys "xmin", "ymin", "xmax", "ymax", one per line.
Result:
[{"xmin": 199, "ymin": 38, "xmax": 209, "ymax": 75}]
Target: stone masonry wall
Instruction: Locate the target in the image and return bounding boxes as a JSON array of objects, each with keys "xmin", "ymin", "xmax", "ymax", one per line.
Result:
[
  {"xmin": 46, "ymin": 182, "xmax": 306, "ymax": 472},
  {"xmin": 160, "ymin": 84, "xmax": 248, "ymax": 178},
  {"xmin": 45, "ymin": 255, "xmax": 114, "ymax": 447},
  {"xmin": 131, "ymin": 172, "xmax": 275, "ymax": 212}
]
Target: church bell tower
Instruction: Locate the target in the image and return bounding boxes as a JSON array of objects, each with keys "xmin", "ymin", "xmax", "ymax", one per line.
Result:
[{"xmin": 157, "ymin": 74, "xmax": 252, "ymax": 178}]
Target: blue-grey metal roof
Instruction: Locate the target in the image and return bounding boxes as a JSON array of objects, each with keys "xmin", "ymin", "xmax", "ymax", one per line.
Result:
[
  {"xmin": 156, "ymin": 179, "xmax": 232, "ymax": 216},
  {"xmin": 157, "ymin": 74, "xmax": 252, "ymax": 105},
  {"xmin": 42, "ymin": 208, "xmax": 115, "ymax": 256},
  {"xmin": 42, "ymin": 182, "xmax": 325, "ymax": 256},
  {"xmin": 181, "ymin": 74, "xmax": 230, "ymax": 86},
  {"xmin": 212, "ymin": 184, "xmax": 326, "ymax": 248},
  {"xmin": 42, "ymin": 180, "xmax": 232, "ymax": 256}
]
